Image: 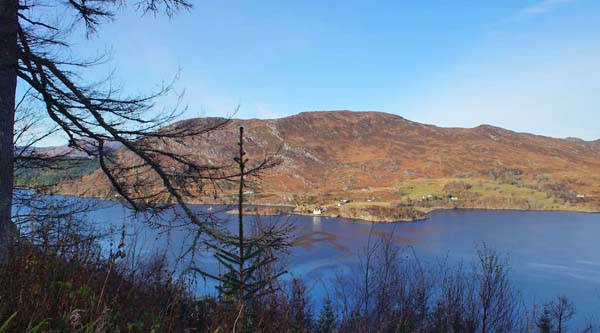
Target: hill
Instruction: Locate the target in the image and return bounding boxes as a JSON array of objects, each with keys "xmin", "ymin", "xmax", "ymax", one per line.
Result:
[{"xmin": 54, "ymin": 111, "xmax": 600, "ymax": 218}]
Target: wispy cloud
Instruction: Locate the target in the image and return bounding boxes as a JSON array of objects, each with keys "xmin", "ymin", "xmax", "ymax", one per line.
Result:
[{"xmin": 522, "ymin": 0, "xmax": 575, "ymax": 14}]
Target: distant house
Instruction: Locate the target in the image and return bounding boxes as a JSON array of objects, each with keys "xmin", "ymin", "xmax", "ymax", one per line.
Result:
[
  {"xmin": 576, "ymin": 194, "xmax": 586, "ymax": 199},
  {"xmin": 339, "ymin": 199, "xmax": 352, "ymax": 204},
  {"xmin": 422, "ymin": 194, "xmax": 435, "ymax": 201},
  {"xmin": 313, "ymin": 208, "xmax": 322, "ymax": 215},
  {"xmin": 450, "ymin": 196, "xmax": 459, "ymax": 201}
]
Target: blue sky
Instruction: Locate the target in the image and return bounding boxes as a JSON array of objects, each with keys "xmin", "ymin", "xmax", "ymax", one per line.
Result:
[{"xmin": 36, "ymin": 0, "xmax": 600, "ymax": 144}]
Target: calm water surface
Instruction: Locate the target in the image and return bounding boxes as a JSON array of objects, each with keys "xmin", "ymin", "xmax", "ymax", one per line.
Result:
[{"xmin": 52, "ymin": 197, "xmax": 600, "ymax": 325}]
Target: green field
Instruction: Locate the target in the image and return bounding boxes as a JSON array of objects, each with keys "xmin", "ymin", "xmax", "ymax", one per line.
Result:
[{"xmin": 15, "ymin": 158, "xmax": 99, "ymax": 188}]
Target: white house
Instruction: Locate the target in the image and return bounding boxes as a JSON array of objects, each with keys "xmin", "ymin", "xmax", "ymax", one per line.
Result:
[{"xmin": 313, "ymin": 208, "xmax": 322, "ymax": 215}]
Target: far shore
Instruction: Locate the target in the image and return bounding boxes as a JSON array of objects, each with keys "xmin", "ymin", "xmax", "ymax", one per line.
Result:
[
  {"xmin": 223, "ymin": 202, "xmax": 600, "ymax": 223},
  {"xmin": 18, "ymin": 187, "xmax": 600, "ymax": 224}
]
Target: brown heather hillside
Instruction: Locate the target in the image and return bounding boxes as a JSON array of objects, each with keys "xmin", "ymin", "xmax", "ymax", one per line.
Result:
[{"xmin": 62, "ymin": 111, "xmax": 600, "ymax": 213}]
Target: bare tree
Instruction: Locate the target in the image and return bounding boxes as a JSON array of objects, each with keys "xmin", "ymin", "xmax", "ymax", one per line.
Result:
[
  {"xmin": 546, "ymin": 296, "xmax": 575, "ymax": 333},
  {"xmin": 473, "ymin": 245, "xmax": 521, "ymax": 333},
  {"xmin": 0, "ymin": 0, "xmax": 264, "ymax": 263},
  {"xmin": 330, "ymin": 235, "xmax": 542, "ymax": 333}
]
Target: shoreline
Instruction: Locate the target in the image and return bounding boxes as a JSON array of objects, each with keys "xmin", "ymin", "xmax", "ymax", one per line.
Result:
[
  {"xmin": 225, "ymin": 208, "xmax": 428, "ymax": 223},
  {"xmin": 224, "ymin": 203, "xmax": 600, "ymax": 223},
  {"xmin": 18, "ymin": 187, "xmax": 600, "ymax": 223}
]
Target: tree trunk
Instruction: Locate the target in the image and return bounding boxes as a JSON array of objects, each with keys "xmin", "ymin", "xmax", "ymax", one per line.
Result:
[
  {"xmin": 237, "ymin": 126, "xmax": 245, "ymax": 333},
  {"xmin": 0, "ymin": 0, "xmax": 17, "ymax": 262}
]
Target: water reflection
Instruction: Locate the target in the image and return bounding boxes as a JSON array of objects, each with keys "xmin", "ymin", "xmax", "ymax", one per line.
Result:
[{"xmin": 312, "ymin": 216, "xmax": 322, "ymax": 230}]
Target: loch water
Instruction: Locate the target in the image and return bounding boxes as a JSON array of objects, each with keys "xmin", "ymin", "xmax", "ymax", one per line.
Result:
[{"xmin": 20, "ymin": 195, "xmax": 600, "ymax": 326}]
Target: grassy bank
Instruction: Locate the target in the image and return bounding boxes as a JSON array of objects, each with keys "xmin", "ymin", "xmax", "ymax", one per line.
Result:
[{"xmin": 17, "ymin": 161, "xmax": 599, "ymax": 223}]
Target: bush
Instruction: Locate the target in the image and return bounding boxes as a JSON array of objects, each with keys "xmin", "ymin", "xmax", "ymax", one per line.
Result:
[{"xmin": 482, "ymin": 168, "xmax": 523, "ymax": 185}]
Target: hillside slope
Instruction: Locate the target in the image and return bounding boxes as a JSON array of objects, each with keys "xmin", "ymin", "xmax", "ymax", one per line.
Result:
[{"xmin": 61, "ymin": 111, "xmax": 600, "ymax": 212}]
